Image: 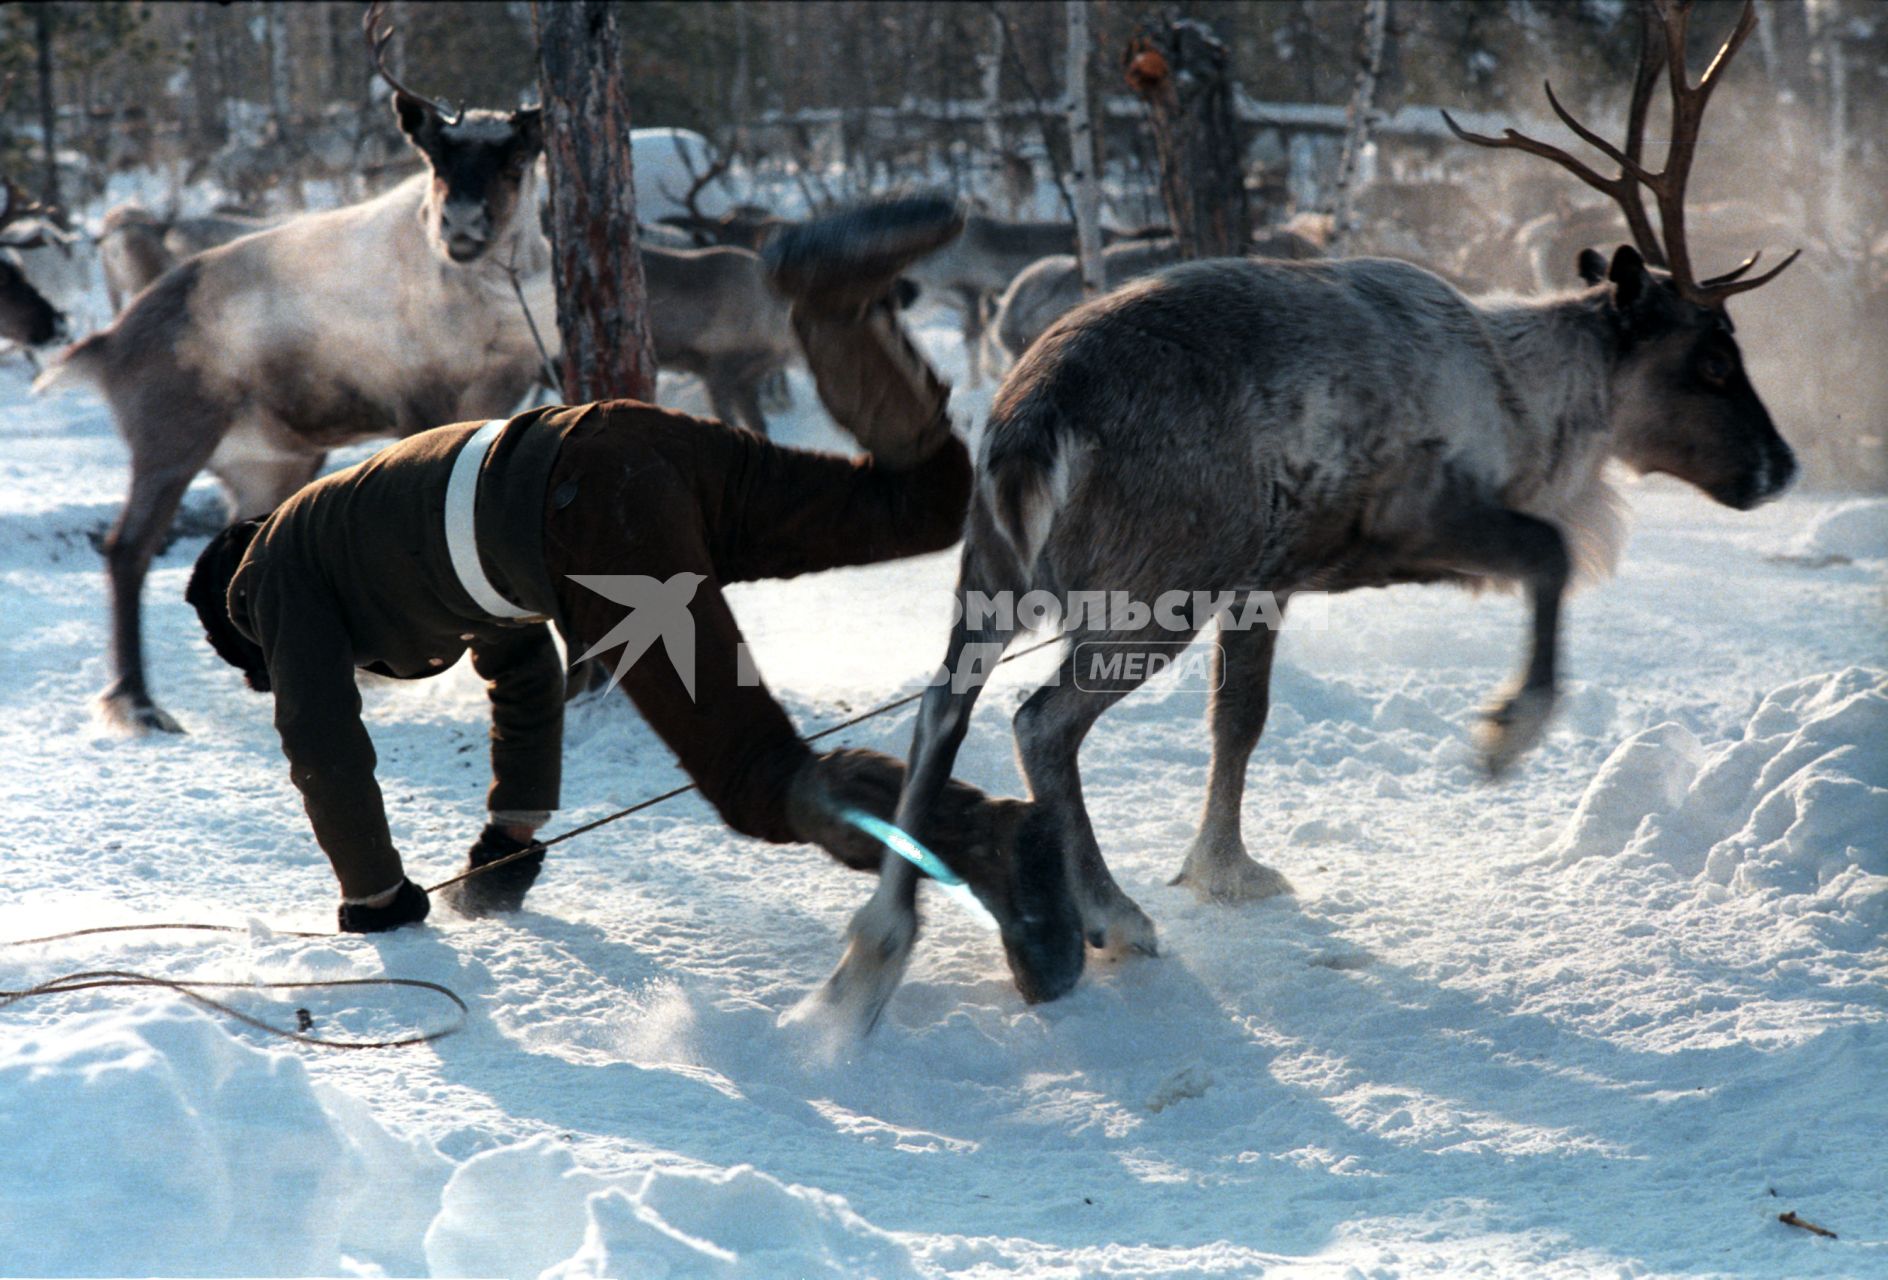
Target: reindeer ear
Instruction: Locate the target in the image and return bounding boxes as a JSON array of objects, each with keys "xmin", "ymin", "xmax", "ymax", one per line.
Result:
[
  {"xmin": 512, "ymin": 107, "xmax": 544, "ymax": 159},
  {"xmin": 392, "ymin": 91, "xmax": 440, "ymax": 152},
  {"xmin": 1608, "ymin": 244, "xmax": 1647, "ymax": 309},
  {"xmin": 1577, "ymin": 248, "xmax": 1608, "ymax": 286}
]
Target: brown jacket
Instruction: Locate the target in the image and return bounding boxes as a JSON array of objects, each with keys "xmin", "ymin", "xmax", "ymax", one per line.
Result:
[
  {"xmin": 230, "ymin": 405, "xmax": 576, "ymax": 897},
  {"xmin": 230, "ymin": 400, "xmax": 972, "ymax": 899}
]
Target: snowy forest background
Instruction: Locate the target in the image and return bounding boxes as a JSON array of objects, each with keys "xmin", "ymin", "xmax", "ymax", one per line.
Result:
[{"xmin": 4, "ymin": 0, "xmax": 1886, "ymax": 488}]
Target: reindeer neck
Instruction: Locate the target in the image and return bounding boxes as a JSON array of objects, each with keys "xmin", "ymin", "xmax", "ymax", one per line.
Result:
[
  {"xmin": 1478, "ymin": 287, "xmax": 1628, "ymax": 583},
  {"xmin": 1478, "ymin": 288, "xmax": 1619, "ymax": 444}
]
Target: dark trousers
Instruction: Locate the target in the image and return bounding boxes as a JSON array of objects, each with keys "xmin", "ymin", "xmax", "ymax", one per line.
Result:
[{"xmin": 544, "ymin": 403, "xmax": 971, "ymax": 847}]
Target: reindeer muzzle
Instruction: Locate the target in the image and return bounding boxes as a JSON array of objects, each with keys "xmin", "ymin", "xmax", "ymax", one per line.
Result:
[
  {"xmin": 1718, "ymin": 440, "xmax": 1798, "ymax": 510},
  {"xmin": 445, "ymin": 234, "xmax": 488, "ymax": 263}
]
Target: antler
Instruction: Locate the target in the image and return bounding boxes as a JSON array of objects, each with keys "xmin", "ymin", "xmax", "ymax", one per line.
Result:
[
  {"xmin": 1443, "ymin": 0, "xmax": 1797, "ymax": 308},
  {"xmin": 363, "ymin": 1, "xmax": 464, "ymax": 126},
  {"xmin": 676, "ymin": 141, "xmax": 734, "ymax": 226}
]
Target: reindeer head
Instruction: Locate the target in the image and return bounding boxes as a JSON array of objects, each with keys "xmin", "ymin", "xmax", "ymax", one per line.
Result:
[
  {"xmin": 0, "ymin": 179, "xmax": 69, "ymax": 347},
  {"xmin": 1446, "ymin": 0, "xmax": 1798, "ymax": 510},
  {"xmin": 1583, "ymin": 245, "xmax": 1794, "ymax": 508},
  {"xmin": 367, "ymin": 3, "xmax": 543, "ymax": 265}
]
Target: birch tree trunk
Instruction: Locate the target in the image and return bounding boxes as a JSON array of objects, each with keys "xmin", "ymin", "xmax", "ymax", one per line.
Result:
[
  {"xmin": 1328, "ymin": 0, "xmax": 1390, "ymax": 255},
  {"xmin": 1823, "ymin": 24, "xmax": 1851, "ymax": 255},
  {"xmin": 533, "ymin": 0, "xmax": 657, "ymax": 405},
  {"xmin": 982, "ymin": 9, "xmax": 1007, "ymax": 210},
  {"xmin": 1066, "ymin": 0, "xmax": 1104, "ymax": 298},
  {"xmin": 266, "ymin": 6, "xmax": 293, "ymax": 143}
]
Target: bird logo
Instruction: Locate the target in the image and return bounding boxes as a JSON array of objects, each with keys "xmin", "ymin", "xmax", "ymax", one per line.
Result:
[{"xmin": 567, "ymin": 573, "xmax": 707, "ymax": 699}]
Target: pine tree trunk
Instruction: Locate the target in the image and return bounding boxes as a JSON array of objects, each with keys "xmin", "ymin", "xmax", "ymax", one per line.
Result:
[
  {"xmin": 1123, "ymin": 16, "xmax": 1249, "ymax": 261},
  {"xmin": 33, "ymin": 4, "xmax": 60, "ymax": 211},
  {"xmin": 532, "ymin": 0, "xmax": 657, "ymax": 405}
]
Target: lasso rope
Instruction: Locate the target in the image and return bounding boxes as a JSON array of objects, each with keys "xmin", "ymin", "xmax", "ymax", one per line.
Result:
[
  {"xmin": 1, "ymin": 636, "xmax": 1062, "ymax": 1045},
  {"xmin": 0, "ymin": 970, "xmax": 468, "ymax": 1049},
  {"xmin": 425, "ymin": 635, "xmax": 1061, "ymax": 893}
]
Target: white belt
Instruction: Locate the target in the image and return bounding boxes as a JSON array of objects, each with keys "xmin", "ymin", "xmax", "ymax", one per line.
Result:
[{"xmin": 444, "ymin": 418, "xmax": 538, "ymax": 620}]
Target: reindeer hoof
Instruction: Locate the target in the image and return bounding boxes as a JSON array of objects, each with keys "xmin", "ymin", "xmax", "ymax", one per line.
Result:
[
  {"xmin": 98, "ymin": 689, "xmax": 184, "ymax": 736},
  {"xmin": 1084, "ymin": 892, "xmax": 1160, "ymax": 959},
  {"xmin": 1000, "ymin": 908, "xmax": 1085, "ymax": 1004},
  {"xmin": 1476, "ymin": 685, "xmax": 1555, "ymax": 777},
  {"xmin": 781, "ymin": 902, "xmax": 918, "ymax": 1040},
  {"xmin": 1170, "ymin": 852, "xmax": 1293, "ymax": 905}
]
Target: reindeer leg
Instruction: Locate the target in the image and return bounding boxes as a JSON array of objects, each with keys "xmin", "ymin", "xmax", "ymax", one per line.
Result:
[
  {"xmin": 791, "ymin": 616, "xmax": 1015, "ymax": 1035},
  {"xmin": 704, "ymin": 360, "xmax": 767, "ymax": 437},
  {"xmin": 730, "ymin": 368, "xmax": 769, "ymax": 439},
  {"xmin": 1171, "ymin": 618, "xmax": 1294, "ymax": 903},
  {"xmin": 1412, "ymin": 504, "xmax": 1569, "ymax": 776},
  {"xmin": 100, "ymin": 462, "xmax": 203, "ymax": 735},
  {"xmin": 1479, "ymin": 572, "xmax": 1564, "ymax": 776},
  {"xmin": 759, "ymin": 366, "xmax": 792, "ymax": 413},
  {"xmin": 957, "ymin": 286, "xmax": 986, "ymax": 388},
  {"xmin": 1012, "ymin": 643, "xmax": 1165, "ymax": 961},
  {"xmin": 211, "ymin": 451, "xmax": 323, "ymax": 522}
]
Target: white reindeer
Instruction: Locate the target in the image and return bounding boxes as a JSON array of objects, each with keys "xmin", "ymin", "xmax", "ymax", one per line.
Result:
[{"xmin": 34, "ymin": 4, "xmax": 552, "ymax": 734}]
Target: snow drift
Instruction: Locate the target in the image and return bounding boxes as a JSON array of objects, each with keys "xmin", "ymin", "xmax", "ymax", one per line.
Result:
[
  {"xmin": 0, "ymin": 1001, "xmax": 449, "ymax": 1276},
  {"xmin": 1551, "ymin": 667, "xmax": 1888, "ymax": 941}
]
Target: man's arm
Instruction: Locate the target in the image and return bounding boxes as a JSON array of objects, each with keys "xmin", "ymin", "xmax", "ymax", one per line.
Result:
[
  {"xmin": 252, "ymin": 572, "xmax": 406, "ymax": 902},
  {"xmin": 468, "ymin": 623, "xmax": 565, "ymax": 832}
]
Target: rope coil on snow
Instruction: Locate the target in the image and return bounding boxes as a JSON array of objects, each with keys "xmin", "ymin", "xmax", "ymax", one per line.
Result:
[{"xmin": 0, "ymin": 969, "xmax": 468, "ymax": 1049}]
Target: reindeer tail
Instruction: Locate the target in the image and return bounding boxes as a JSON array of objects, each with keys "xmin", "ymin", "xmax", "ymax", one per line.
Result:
[
  {"xmin": 979, "ymin": 410, "xmax": 1083, "ymax": 579},
  {"xmin": 30, "ymin": 331, "xmax": 107, "ymax": 396}
]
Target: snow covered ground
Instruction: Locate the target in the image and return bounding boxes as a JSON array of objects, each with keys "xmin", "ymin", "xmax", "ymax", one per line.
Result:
[{"xmin": 2, "ymin": 312, "xmax": 1884, "ymax": 1278}]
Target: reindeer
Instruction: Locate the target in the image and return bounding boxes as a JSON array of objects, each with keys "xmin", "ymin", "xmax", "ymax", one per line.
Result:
[
  {"xmin": 800, "ymin": 0, "xmax": 1802, "ymax": 1032},
  {"xmin": 649, "ymin": 147, "xmax": 781, "ymax": 251},
  {"xmin": 99, "ymin": 204, "xmax": 276, "ymax": 313},
  {"xmin": 905, "ymin": 214, "xmax": 1127, "ymax": 387},
  {"xmin": 97, "ymin": 203, "xmax": 171, "ymax": 314},
  {"xmin": 659, "ymin": 204, "xmax": 786, "ymax": 252},
  {"xmin": 0, "ymin": 179, "xmax": 70, "ymax": 351},
  {"xmin": 641, "ymin": 241, "xmax": 796, "ymax": 435},
  {"xmin": 33, "ymin": 4, "xmax": 550, "ymax": 734},
  {"xmin": 990, "ymin": 228, "xmax": 1325, "ymax": 371}
]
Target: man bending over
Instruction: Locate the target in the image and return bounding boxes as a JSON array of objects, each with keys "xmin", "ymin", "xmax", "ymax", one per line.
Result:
[{"xmin": 186, "ymin": 197, "xmax": 1073, "ymax": 998}]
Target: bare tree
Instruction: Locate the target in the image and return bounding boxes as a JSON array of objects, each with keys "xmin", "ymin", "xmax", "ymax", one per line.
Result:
[
  {"xmin": 981, "ymin": 7, "xmax": 1006, "ymax": 202},
  {"xmin": 32, "ymin": 4, "xmax": 59, "ymax": 211},
  {"xmin": 988, "ymin": 2, "xmax": 1078, "ymax": 225},
  {"xmin": 1124, "ymin": 15, "xmax": 1249, "ymax": 260},
  {"xmin": 1328, "ymin": 0, "xmax": 1390, "ymax": 254},
  {"xmin": 532, "ymin": 0, "xmax": 656, "ymax": 404},
  {"xmin": 1066, "ymin": 0, "xmax": 1103, "ymax": 297}
]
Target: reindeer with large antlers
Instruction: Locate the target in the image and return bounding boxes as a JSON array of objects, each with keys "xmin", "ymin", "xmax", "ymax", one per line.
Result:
[
  {"xmin": 33, "ymin": 1, "xmax": 551, "ymax": 734},
  {"xmin": 800, "ymin": 0, "xmax": 1802, "ymax": 1034}
]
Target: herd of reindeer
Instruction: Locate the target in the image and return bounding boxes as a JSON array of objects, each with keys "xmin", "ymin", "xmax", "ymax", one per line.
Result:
[{"xmin": 0, "ymin": 0, "xmax": 1813, "ymax": 924}]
